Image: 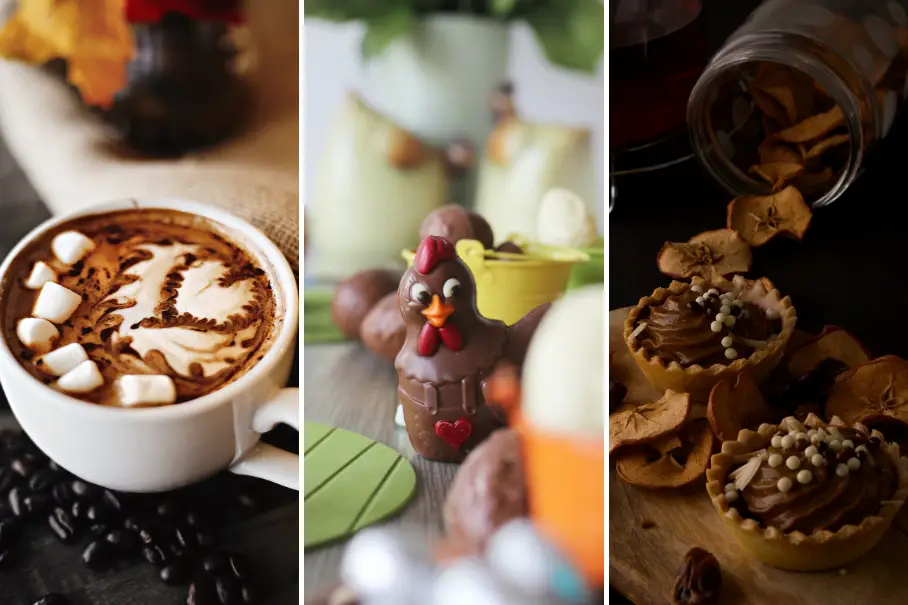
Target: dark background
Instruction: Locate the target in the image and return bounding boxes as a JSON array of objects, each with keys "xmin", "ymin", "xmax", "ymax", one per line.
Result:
[
  {"xmin": 0, "ymin": 138, "xmax": 299, "ymax": 603},
  {"xmin": 608, "ymin": 0, "xmax": 908, "ymax": 602}
]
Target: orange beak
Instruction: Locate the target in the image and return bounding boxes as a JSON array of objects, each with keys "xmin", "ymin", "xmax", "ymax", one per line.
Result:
[{"xmin": 421, "ymin": 294, "xmax": 455, "ymax": 328}]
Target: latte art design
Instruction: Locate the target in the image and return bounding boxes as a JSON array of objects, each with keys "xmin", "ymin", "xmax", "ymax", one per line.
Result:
[{"xmin": 2, "ymin": 210, "xmax": 278, "ymax": 407}]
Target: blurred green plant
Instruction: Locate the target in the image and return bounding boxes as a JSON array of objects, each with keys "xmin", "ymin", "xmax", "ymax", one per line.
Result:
[{"xmin": 305, "ymin": 0, "xmax": 604, "ymax": 73}]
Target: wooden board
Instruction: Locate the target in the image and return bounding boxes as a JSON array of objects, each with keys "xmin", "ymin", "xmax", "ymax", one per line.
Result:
[{"xmin": 609, "ymin": 307, "xmax": 908, "ymax": 605}]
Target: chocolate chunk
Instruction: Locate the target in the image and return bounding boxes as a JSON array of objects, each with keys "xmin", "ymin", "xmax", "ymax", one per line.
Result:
[{"xmin": 672, "ymin": 547, "xmax": 722, "ymax": 605}]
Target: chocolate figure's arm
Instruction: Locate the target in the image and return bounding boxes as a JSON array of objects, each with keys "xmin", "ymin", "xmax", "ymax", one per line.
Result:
[{"xmin": 503, "ymin": 302, "xmax": 551, "ymax": 369}]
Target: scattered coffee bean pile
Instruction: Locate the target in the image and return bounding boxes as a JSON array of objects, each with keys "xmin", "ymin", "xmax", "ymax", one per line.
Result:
[{"xmin": 0, "ymin": 428, "xmax": 283, "ymax": 604}]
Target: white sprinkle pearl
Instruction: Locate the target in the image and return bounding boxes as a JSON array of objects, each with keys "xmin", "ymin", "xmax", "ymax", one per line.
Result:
[
  {"xmin": 733, "ymin": 300, "xmax": 744, "ymax": 307},
  {"xmin": 795, "ymin": 432, "xmax": 808, "ymax": 442},
  {"xmin": 708, "ymin": 288, "xmax": 719, "ymax": 296},
  {"xmin": 721, "ymin": 336, "xmax": 733, "ymax": 348},
  {"xmin": 725, "ymin": 490, "xmax": 739, "ymax": 503},
  {"xmin": 816, "ymin": 429, "xmax": 827, "ymax": 441},
  {"xmin": 781, "ymin": 435, "xmax": 795, "ymax": 450},
  {"xmin": 771, "ymin": 436, "xmax": 783, "ymax": 448},
  {"xmin": 829, "ymin": 427, "xmax": 842, "ymax": 440},
  {"xmin": 691, "ymin": 285, "xmax": 703, "ymax": 293},
  {"xmin": 777, "ymin": 477, "xmax": 792, "ymax": 492},
  {"xmin": 856, "ymin": 445, "xmax": 869, "ymax": 455},
  {"xmin": 696, "ymin": 296, "xmax": 705, "ymax": 304},
  {"xmin": 719, "ymin": 305, "xmax": 731, "ymax": 315},
  {"xmin": 766, "ymin": 308, "xmax": 780, "ymax": 320},
  {"xmin": 725, "ymin": 348, "xmax": 738, "ymax": 360},
  {"xmin": 847, "ymin": 457, "xmax": 861, "ymax": 471},
  {"xmin": 768, "ymin": 453, "xmax": 783, "ymax": 468},
  {"xmin": 715, "ymin": 312, "xmax": 727, "ymax": 323},
  {"xmin": 725, "ymin": 315, "xmax": 737, "ymax": 327},
  {"xmin": 710, "ymin": 321, "xmax": 723, "ymax": 332},
  {"xmin": 836, "ymin": 464, "xmax": 849, "ymax": 477},
  {"xmin": 786, "ymin": 456, "xmax": 801, "ymax": 470},
  {"xmin": 829, "ymin": 440, "xmax": 842, "ymax": 452},
  {"xmin": 811, "ymin": 454, "xmax": 825, "ymax": 467},
  {"xmin": 842, "ymin": 440, "xmax": 854, "ymax": 450},
  {"xmin": 797, "ymin": 470, "xmax": 813, "ymax": 484},
  {"xmin": 805, "ymin": 445, "xmax": 818, "ymax": 457},
  {"xmin": 740, "ymin": 310, "xmax": 750, "ymax": 319}
]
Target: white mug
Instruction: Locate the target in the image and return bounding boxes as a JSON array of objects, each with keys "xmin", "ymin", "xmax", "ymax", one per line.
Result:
[{"xmin": 0, "ymin": 198, "xmax": 299, "ymax": 493}]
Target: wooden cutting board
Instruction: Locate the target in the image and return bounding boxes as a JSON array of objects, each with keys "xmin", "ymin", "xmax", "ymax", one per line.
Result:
[{"xmin": 609, "ymin": 307, "xmax": 908, "ymax": 605}]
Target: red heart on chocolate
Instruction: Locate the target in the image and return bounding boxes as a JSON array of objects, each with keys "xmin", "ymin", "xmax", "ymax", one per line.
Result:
[{"xmin": 434, "ymin": 418, "xmax": 473, "ymax": 451}]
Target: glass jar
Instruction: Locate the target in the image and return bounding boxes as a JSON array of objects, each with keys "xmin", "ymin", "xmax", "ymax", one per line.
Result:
[{"xmin": 688, "ymin": 0, "xmax": 908, "ymax": 207}]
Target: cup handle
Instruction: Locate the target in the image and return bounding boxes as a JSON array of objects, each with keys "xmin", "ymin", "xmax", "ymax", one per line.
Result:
[{"xmin": 228, "ymin": 387, "xmax": 299, "ymax": 490}]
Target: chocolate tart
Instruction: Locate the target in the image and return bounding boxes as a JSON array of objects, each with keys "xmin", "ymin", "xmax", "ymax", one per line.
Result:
[
  {"xmin": 706, "ymin": 415, "xmax": 908, "ymax": 571},
  {"xmin": 623, "ymin": 275, "xmax": 796, "ymax": 400}
]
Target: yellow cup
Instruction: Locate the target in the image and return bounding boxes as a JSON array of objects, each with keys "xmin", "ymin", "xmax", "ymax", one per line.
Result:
[{"xmin": 401, "ymin": 239, "xmax": 588, "ymax": 325}]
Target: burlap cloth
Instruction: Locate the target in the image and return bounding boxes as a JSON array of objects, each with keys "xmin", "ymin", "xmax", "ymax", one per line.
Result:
[{"xmin": 0, "ymin": 0, "xmax": 299, "ymax": 275}]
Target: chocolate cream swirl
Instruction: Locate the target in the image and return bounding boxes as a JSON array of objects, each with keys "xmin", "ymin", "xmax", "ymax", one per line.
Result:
[
  {"xmin": 740, "ymin": 429, "xmax": 897, "ymax": 534},
  {"xmin": 637, "ymin": 287, "xmax": 778, "ymax": 367}
]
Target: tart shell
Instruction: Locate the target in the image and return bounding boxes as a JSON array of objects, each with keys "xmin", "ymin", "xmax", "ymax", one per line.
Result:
[
  {"xmin": 623, "ymin": 275, "xmax": 797, "ymax": 401},
  {"xmin": 705, "ymin": 417, "xmax": 908, "ymax": 571}
]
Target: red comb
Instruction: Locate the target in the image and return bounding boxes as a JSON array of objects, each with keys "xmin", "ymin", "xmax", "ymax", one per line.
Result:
[{"xmin": 413, "ymin": 236, "xmax": 456, "ymax": 274}]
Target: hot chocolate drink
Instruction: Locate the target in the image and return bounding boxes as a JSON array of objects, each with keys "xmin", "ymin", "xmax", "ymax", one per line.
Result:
[{"xmin": 0, "ymin": 209, "xmax": 279, "ymax": 407}]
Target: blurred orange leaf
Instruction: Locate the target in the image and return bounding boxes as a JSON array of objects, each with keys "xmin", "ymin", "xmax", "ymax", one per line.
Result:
[{"xmin": 0, "ymin": 0, "xmax": 133, "ymax": 108}]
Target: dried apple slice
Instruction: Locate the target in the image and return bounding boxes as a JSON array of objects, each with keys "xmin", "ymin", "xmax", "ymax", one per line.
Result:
[
  {"xmin": 775, "ymin": 106, "xmax": 844, "ymax": 143},
  {"xmin": 615, "ymin": 419, "xmax": 714, "ymax": 488},
  {"xmin": 793, "ymin": 166, "xmax": 835, "ymax": 192},
  {"xmin": 758, "ymin": 139, "xmax": 801, "ymax": 164},
  {"xmin": 826, "ymin": 356, "xmax": 908, "ymax": 429},
  {"xmin": 804, "ymin": 134, "xmax": 849, "ymax": 160},
  {"xmin": 726, "ymin": 186, "xmax": 812, "ymax": 247},
  {"xmin": 747, "ymin": 85, "xmax": 791, "ymax": 127},
  {"xmin": 707, "ymin": 373, "xmax": 777, "ymax": 442},
  {"xmin": 749, "ymin": 63, "xmax": 815, "ymax": 124},
  {"xmin": 787, "ymin": 325, "xmax": 871, "ymax": 378},
  {"xmin": 656, "ymin": 229, "xmax": 752, "ymax": 280},
  {"xmin": 749, "ymin": 162, "xmax": 804, "ymax": 190},
  {"xmin": 609, "ymin": 390, "xmax": 691, "ymax": 455}
]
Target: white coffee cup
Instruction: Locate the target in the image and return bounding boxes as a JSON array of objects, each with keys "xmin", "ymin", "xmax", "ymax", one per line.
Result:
[{"xmin": 0, "ymin": 198, "xmax": 299, "ymax": 492}]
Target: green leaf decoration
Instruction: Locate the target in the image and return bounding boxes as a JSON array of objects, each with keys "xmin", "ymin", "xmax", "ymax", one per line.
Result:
[
  {"xmin": 304, "ymin": 422, "xmax": 418, "ymax": 549},
  {"xmin": 303, "ymin": 286, "xmax": 347, "ymax": 344},
  {"xmin": 527, "ymin": 0, "xmax": 604, "ymax": 73},
  {"xmin": 361, "ymin": 6, "xmax": 415, "ymax": 60}
]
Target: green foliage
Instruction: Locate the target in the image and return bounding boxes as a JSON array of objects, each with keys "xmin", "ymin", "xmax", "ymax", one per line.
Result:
[{"xmin": 305, "ymin": 0, "xmax": 603, "ymax": 73}]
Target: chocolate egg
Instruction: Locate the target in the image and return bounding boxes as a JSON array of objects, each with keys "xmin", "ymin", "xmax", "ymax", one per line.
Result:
[
  {"xmin": 331, "ymin": 269, "xmax": 400, "ymax": 340},
  {"xmin": 494, "ymin": 241, "xmax": 523, "ymax": 255},
  {"xmin": 360, "ymin": 291, "xmax": 406, "ymax": 361},
  {"xmin": 419, "ymin": 205, "xmax": 495, "ymax": 249}
]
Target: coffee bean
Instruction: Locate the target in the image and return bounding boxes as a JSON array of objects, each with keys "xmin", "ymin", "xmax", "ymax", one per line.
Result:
[
  {"xmin": 82, "ymin": 539, "xmax": 111, "ymax": 569},
  {"xmin": 196, "ymin": 529, "xmax": 216, "ymax": 549},
  {"xmin": 71, "ymin": 500, "xmax": 86, "ymax": 520},
  {"xmin": 29, "ymin": 470, "xmax": 59, "ymax": 493},
  {"xmin": 157, "ymin": 499, "xmax": 181, "ymax": 517},
  {"xmin": 47, "ymin": 460, "xmax": 63, "ymax": 472},
  {"xmin": 215, "ymin": 575, "xmax": 241, "ymax": 605},
  {"xmin": 239, "ymin": 583, "xmax": 259, "ymax": 605},
  {"xmin": 8, "ymin": 486, "xmax": 26, "ymax": 517},
  {"xmin": 138, "ymin": 527, "xmax": 156, "ymax": 545},
  {"xmin": 52, "ymin": 482, "xmax": 74, "ymax": 506},
  {"xmin": 161, "ymin": 559, "xmax": 191, "ymax": 585},
  {"xmin": 33, "ymin": 593, "xmax": 68, "ymax": 605},
  {"xmin": 102, "ymin": 489, "xmax": 123, "ymax": 511},
  {"xmin": 71, "ymin": 480, "xmax": 97, "ymax": 500},
  {"xmin": 48, "ymin": 507, "xmax": 77, "ymax": 543},
  {"xmin": 236, "ymin": 493, "xmax": 257, "ymax": 511},
  {"xmin": 228, "ymin": 553, "xmax": 252, "ymax": 581},
  {"xmin": 187, "ymin": 578, "xmax": 219, "ymax": 605},
  {"xmin": 143, "ymin": 544, "xmax": 168, "ymax": 567},
  {"xmin": 106, "ymin": 528, "xmax": 140, "ymax": 552},
  {"xmin": 0, "ymin": 469, "xmax": 14, "ymax": 495},
  {"xmin": 85, "ymin": 504, "xmax": 110, "ymax": 524},
  {"xmin": 25, "ymin": 493, "xmax": 53, "ymax": 515},
  {"xmin": 10, "ymin": 456, "xmax": 37, "ymax": 478},
  {"xmin": 175, "ymin": 525, "xmax": 198, "ymax": 549},
  {"xmin": 202, "ymin": 553, "xmax": 228, "ymax": 574},
  {"xmin": 0, "ymin": 548, "xmax": 14, "ymax": 569}
]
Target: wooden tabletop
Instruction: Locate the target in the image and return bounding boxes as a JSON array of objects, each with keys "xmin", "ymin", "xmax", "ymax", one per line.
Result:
[
  {"xmin": 0, "ymin": 134, "xmax": 300, "ymax": 605},
  {"xmin": 303, "ymin": 342, "xmax": 457, "ymax": 597}
]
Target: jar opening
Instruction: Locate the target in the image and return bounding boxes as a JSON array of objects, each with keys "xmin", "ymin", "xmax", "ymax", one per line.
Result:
[{"xmin": 688, "ymin": 34, "xmax": 870, "ymax": 208}]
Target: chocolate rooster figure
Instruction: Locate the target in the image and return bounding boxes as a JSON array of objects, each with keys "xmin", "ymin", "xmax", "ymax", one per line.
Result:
[{"xmin": 395, "ymin": 236, "xmax": 550, "ymax": 462}]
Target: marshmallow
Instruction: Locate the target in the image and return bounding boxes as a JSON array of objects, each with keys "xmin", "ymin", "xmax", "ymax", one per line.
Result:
[
  {"xmin": 16, "ymin": 318, "xmax": 59, "ymax": 354},
  {"xmin": 56, "ymin": 360, "xmax": 104, "ymax": 394},
  {"xmin": 33, "ymin": 282, "xmax": 82, "ymax": 324},
  {"xmin": 536, "ymin": 188, "xmax": 599, "ymax": 248},
  {"xmin": 23, "ymin": 261, "xmax": 57, "ymax": 290},
  {"xmin": 51, "ymin": 230, "xmax": 95, "ymax": 265},
  {"xmin": 37, "ymin": 343, "xmax": 88, "ymax": 377},
  {"xmin": 115, "ymin": 374, "xmax": 177, "ymax": 407}
]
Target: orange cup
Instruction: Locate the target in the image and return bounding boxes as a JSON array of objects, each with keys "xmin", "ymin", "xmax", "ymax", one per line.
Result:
[{"xmin": 516, "ymin": 414, "xmax": 605, "ymax": 587}]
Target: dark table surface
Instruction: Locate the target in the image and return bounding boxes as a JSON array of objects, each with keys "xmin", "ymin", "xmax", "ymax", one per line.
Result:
[
  {"xmin": 609, "ymin": 33, "xmax": 908, "ymax": 605},
  {"xmin": 0, "ymin": 135, "xmax": 300, "ymax": 604}
]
